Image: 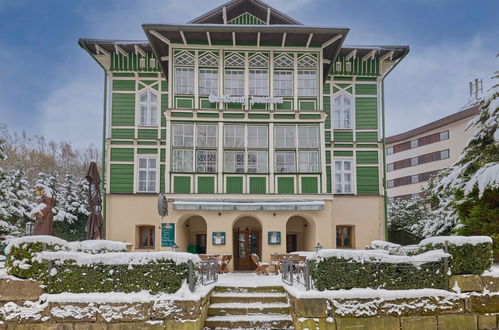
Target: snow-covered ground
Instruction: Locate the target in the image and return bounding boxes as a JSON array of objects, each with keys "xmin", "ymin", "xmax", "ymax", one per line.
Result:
[{"xmin": 217, "ymin": 272, "xmax": 282, "ymax": 287}]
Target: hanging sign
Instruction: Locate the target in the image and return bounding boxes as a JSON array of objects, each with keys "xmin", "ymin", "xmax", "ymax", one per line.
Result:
[
  {"xmin": 161, "ymin": 223, "xmax": 175, "ymax": 247},
  {"xmin": 209, "ymin": 94, "xmax": 284, "ymax": 105},
  {"xmin": 157, "ymin": 193, "xmax": 168, "ymax": 218}
]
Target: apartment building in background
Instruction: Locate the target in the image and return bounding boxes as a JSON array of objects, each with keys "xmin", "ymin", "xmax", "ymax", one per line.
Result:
[{"xmin": 386, "ymin": 105, "xmax": 479, "ymax": 199}]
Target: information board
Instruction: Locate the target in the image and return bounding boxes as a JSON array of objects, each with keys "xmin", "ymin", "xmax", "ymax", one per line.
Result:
[{"xmin": 161, "ymin": 223, "xmax": 175, "ymax": 247}]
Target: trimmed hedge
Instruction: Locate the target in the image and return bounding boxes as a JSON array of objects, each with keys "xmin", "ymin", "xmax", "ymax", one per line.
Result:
[
  {"xmin": 46, "ymin": 260, "xmax": 189, "ymax": 294},
  {"xmin": 310, "ymin": 257, "xmax": 446, "ymax": 291}
]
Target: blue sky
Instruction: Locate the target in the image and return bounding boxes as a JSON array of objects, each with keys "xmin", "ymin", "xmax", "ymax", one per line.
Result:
[{"xmin": 0, "ymin": 0, "xmax": 497, "ymax": 147}]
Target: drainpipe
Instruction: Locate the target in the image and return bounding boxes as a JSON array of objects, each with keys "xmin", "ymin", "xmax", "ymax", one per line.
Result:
[
  {"xmin": 381, "ymin": 49, "xmax": 409, "ymax": 241},
  {"xmin": 79, "ymin": 41, "xmax": 108, "ymax": 239}
]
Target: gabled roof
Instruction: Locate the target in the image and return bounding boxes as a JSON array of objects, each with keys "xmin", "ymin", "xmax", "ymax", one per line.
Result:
[{"xmin": 188, "ymin": 0, "xmax": 301, "ymax": 25}]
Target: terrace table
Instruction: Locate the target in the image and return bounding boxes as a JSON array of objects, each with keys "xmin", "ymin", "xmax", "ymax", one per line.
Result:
[{"xmin": 199, "ymin": 254, "xmax": 220, "ymax": 261}]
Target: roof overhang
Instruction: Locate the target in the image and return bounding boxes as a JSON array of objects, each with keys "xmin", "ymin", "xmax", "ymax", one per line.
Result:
[
  {"xmin": 143, "ymin": 24, "xmax": 349, "ymax": 80},
  {"xmin": 173, "ymin": 199, "xmax": 325, "ymax": 211}
]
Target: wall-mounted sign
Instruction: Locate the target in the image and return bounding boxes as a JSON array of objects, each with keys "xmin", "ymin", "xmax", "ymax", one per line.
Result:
[
  {"xmin": 268, "ymin": 231, "xmax": 281, "ymax": 245},
  {"xmin": 212, "ymin": 232, "xmax": 226, "ymax": 245},
  {"xmin": 209, "ymin": 94, "xmax": 284, "ymax": 105},
  {"xmin": 161, "ymin": 223, "xmax": 175, "ymax": 247}
]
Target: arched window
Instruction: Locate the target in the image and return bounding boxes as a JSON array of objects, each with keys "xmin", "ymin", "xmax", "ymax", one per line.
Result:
[
  {"xmin": 332, "ymin": 93, "xmax": 352, "ymax": 129},
  {"xmin": 139, "ymin": 90, "xmax": 158, "ymax": 126}
]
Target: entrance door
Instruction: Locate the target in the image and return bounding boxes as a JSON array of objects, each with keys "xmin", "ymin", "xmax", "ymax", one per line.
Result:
[
  {"xmin": 234, "ymin": 229, "xmax": 261, "ymax": 270},
  {"xmin": 196, "ymin": 233, "xmax": 206, "ymax": 254},
  {"xmin": 286, "ymin": 234, "xmax": 297, "ymax": 253}
]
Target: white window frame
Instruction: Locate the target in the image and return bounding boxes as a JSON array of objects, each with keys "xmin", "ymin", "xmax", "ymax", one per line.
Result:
[
  {"xmin": 247, "ymin": 151, "xmax": 268, "ymax": 173},
  {"xmin": 275, "ymin": 151, "xmax": 296, "ymax": 173},
  {"xmin": 298, "ymin": 126, "xmax": 319, "ymax": 148},
  {"xmin": 137, "ymin": 157, "xmax": 158, "ymax": 193},
  {"xmin": 440, "ymin": 149, "xmax": 449, "ymax": 159},
  {"xmin": 298, "ymin": 70, "xmax": 317, "ymax": 97},
  {"xmin": 172, "ymin": 149, "xmax": 193, "ymax": 172},
  {"xmin": 387, "ymin": 163, "xmax": 394, "ymax": 172},
  {"xmin": 334, "ymin": 159, "xmax": 353, "ymax": 194},
  {"xmin": 138, "ymin": 89, "xmax": 158, "ymax": 127},
  {"xmin": 196, "ymin": 125, "xmax": 217, "ymax": 148},
  {"xmin": 172, "ymin": 124, "xmax": 194, "ymax": 147},
  {"xmin": 273, "ymin": 70, "xmax": 293, "ymax": 97},
  {"xmin": 224, "ymin": 69, "xmax": 244, "ymax": 95},
  {"xmin": 247, "ymin": 126, "xmax": 268, "ymax": 148},
  {"xmin": 249, "ymin": 69, "xmax": 269, "ymax": 96},
  {"xmin": 199, "ymin": 68, "xmax": 219, "ymax": 95},
  {"xmin": 298, "ymin": 150, "xmax": 319, "ymax": 173},
  {"xmin": 224, "ymin": 125, "xmax": 245, "ymax": 148},
  {"xmin": 332, "ymin": 93, "xmax": 353, "ymax": 129},
  {"xmin": 174, "ymin": 67, "xmax": 194, "ymax": 95},
  {"xmin": 275, "ymin": 126, "xmax": 296, "ymax": 149},
  {"xmin": 224, "ymin": 150, "xmax": 245, "ymax": 173},
  {"xmin": 196, "ymin": 150, "xmax": 217, "ymax": 173},
  {"xmin": 440, "ymin": 131, "xmax": 449, "ymax": 140}
]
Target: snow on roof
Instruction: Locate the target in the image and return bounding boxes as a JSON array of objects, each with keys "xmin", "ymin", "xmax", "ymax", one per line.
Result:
[
  {"xmin": 316, "ymin": 249, "xmax": 449, "ymax": 265},
  {"xmin": 5, "ymin": 236, "xmax": 70, "ymax": 255},
  {"xmin": 68, "ymin": 240, "xmax": 131, "ymax": 253},
  {"xmin": 36, "ymin": 250, "xmax": 200, "ymax": 266},
  {"xmin": 419, "ymin": 236, "xmax": 493, "ymax": 246}
]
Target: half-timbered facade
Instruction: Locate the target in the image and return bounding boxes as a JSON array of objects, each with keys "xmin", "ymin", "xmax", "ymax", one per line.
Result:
[{"xmin": 79, "ymin": 0, "xmax": 408, "ymax": 269}]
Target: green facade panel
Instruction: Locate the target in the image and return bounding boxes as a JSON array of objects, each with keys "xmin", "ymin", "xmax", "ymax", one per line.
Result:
[
  {"xmin": 112, "ymin": 80, "xmax": 135, "ymax": 91},
  {"xmin": 355, "ymin": 97, "xmax": 378, "ymax": 129},
  {"xmin": 110, "ymin": 148, "xmax": 134, "ymax": 161},
  {"xmin": 277, "ymin": 177, "xmax": 294, "ymax": 194},
  {"xmin": 356, "ymin": 131, "xmax": 378, "ymax": 142},
  {"xmin": 173, "ymin": 176, "xmax": 191, "ymax": 193},
  {"xmin": 249, "ymin": 177, "xmax": 266, "ymax": 194},
  {"xmin": 355, "ymin": 84, "xmax": 377, "ymax": 95},
  {"xmin": 110, "ymin": 140, "xmax": 133, "ymax": 145},
  {"xmin": 110, "ymin": 164, "xmax": 134, "ymax": 193},
  {"xmin": 176, "ymin": 97, "xmax": 194, "ymax": 108},
  {"xmin": 160, "ymin": 165, "xmax": 165, "ymax": 193},
  {"xmin": 277, "ymin": 100, "xmax": 293, "ymax": 110},
  {"xmin": 137, "ymin": 129, "xmax": 157, "ymax": 139},
  {"xmin": 301, "ymin": 177, "xmax": 318, "ymax": 194},
  {"xmin": 200, "ymin": 99, "xmax": 217, "ymax": 109},
  {"xmin": 197, "ymin": 177, "xmax": 215, "ymax": 194},
  {"xmin": 111, "ymin": 94, "xmax": 135, "ymax": 126},
  {"xmin": 299, "ymin": 100, "xmax": 316, "ymax": 110},
  {"xmin": 160, "ymin": 149, "xmax": 166, "ymax": 162},
  {"xmin": 356, "ymin": 166, "xmax": 379, "ymax": 195},
  {"xmin": 228, "ymin": 12, "xmax": 265, "ymax": 24},
  {"xmin": 326, "ymin": 166, "xmax": 332, "ymax": 193},
  {"xmin": 111, "ymin": 128, "xmax": 134, "ymax": 139},
  {"xmin": 334, "ymin": 150, "xmax": 353, "ymax": 157},
  {"xmin": 137, "ymin": 148, "xmax": 157, "ymax": 154},
  {"xmin": 334, "ymin": 131, "xmax": 354, "ymax": 142},
  {"xmin": 226, "ymin": 177, "xmax": 243, "ymax": 193},
  {"xmin": 356, "ymin": 151, "xmax": 379, "ymax": 164}
]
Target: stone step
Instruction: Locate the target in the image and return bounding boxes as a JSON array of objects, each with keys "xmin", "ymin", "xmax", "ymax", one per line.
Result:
[
  {"xmin": 208, "ymin": 302, "xmax": 290, "ymax": 316},
  {"xmin": 214, "ymin": 285, "xmax": 285, "ymax": 293},
  {"xmin": 204, "ymin": 313, "xmax": 293, "ymax": 329},
  {"xmin": 210, "ymin": 292, "xmax": 288, "ymax": 304}
]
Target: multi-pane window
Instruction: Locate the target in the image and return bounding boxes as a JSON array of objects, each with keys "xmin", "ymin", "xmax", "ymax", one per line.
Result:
[
  {"xmin": 225, "ymin": 70, "xmax": 244, "ymax": 95},
  {"xmin": 440, "ymin": 131, "xmax": 449, "ymax": 140},
  {"xmin": 276, "ymin": 151, "xmax": 296, "ymax": 173},
  {"xmin": 172, "ymin": 124, "xmax": 194, "ymax": 147},
  {"xmin": 334, "ymin": 160, "xmax": 352, "ymax": 194},
  {"xmin": 172, "ymin": 149, "xmax": 193, "ymax": 172},
  {"xmin": 196, "ymin": 125, "xmax": 217, "ymax": 148},
  {"xmin": 249, "ymin": 70, "xmax": 269, "ymax": 96},
  {"xmin": 336, "ymin": 225, "xmax": 354, "ymax": 248},
  {"xmin": 275, "ymin": 126, "xmax": 296, "ymax": 148},
  {"xmin": 273, "ymin": 71, "xmax": 293, "ymax": 97},
  {"xmin": 138, "ymin": 225, "xmax": 155, "ymax": 249},
  {"xmin": 298, "ymin": 70, "xmax": 317, "ymax": 97},
  {"xmin": 138, "ymin": 157, "xmax": 157, "ymax": 192},
  {"xmin": 441, "ymin": 149, "xmax": 449, "ymax": 159},
  {"xmin": 196, "ymin": 150, "xmax": 217, "ymax": 173},
  {"xmin": 224, "ymin": 151, "xmax": 245, "ymax": 173},
  {"xmin": 299, "ymin": 151, "xmax": 319, "ymax": 172},
  {"xmin": 247, "ymin": 126, "xmax": 268, "ymax": 148},
  {"xmin": 224, "ymin": 125, "xmax": 245, "ymax": 148},
  {"xmin": 333, "ymin": 93, "xmax": 353, "ymax": 129},
  {"xmin": 247, "ymin": 151, "xmax": 268, "ymax": 173},
  {"xmin": 139, "ymin": 90, "xmax": 158, "ymax": 126},
  {"xmin": 174, "ymin": 67, "xmax": 194, "ymax": 94},
  {"xmin": 298, "ymin": 126, "xmax": 319, "ymax": 148},
  {"xmin": 199, "ymin": 69, "xmax": 218, "ymax": 95}
]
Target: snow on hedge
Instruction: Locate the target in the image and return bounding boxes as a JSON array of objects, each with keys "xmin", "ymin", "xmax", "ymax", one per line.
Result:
[
  {"xmin": 36, "ymin": 251, "xmax": 200, "ymax": 266},
  {"xmin": 68, "ymin": 240, "xmax": 130, "ymax": 253},
  {"xmin": 419, "ymin": 235, "xmax": 492, "ymax": 246},
  {"xmin": 5, "ymin": 235, "xmax": 70, "ymax": 255},
  {"xmin": 316, "ymin": 249, "xmax": 449, "ymax": 265}
]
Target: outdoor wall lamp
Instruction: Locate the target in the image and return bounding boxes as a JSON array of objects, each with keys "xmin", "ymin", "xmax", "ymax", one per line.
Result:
[
  {"xmin": 172, "ymin": 243, "xmax": 179, "ymax": 252},
  {"xmin": 314, "ymin": 242, "xmax": 323, "ymax": 254}
]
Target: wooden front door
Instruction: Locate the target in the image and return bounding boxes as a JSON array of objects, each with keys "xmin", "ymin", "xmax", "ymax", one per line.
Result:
[
  {"xmin": 286, "ymin": 234, "xmax": 297, "ymax": 253},
  {"xmin": 234, "ymin": 228, "xmax": 261, "ymax": 270},
  {"xmin": 196, "ymin": 234, "xmax": 206, "ymax": 254}
]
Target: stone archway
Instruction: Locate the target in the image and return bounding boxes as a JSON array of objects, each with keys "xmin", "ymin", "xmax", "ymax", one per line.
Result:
[
  {"xmin": 177, "ymin": 215, "xmax": 207, "ymax": 254},
  {"xmin": 285, "ymin": 216, "xmax": 316, "ymax": 253},
  {"xmin": 233, "ymin": 216, "xmax": 262, "ymax": 271}
]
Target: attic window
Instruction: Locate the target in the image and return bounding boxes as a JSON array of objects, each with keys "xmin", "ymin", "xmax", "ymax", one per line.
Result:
[
  {"xmin": 225, "ymin": 53, "xmax": 245, "ymax": 67},
  {"xmin": 199, "ymin": 52, "xmax": 219, "ymax": 67},
  {"xmin": 139, "ymin": 57, "xmax": 146, "ymax": 68},
  {"xmin": 174, "ymin": 52, "xmax": 195, "ymax": 66},
  {"xmin": 249, "ymin": 54, "xmax": 269, "ymax": 67},
  {"xmin": 149, "ymin": 58, "xmax": 156, "ymax": 67},
  {"xmin": 335, "ymin": 62, "xmax": 342, "ymax": 71},
  {"xmin": 274, "ymin": 54, "xmax": 294, "ymax": 68},
  {"xmin": 297, "ymin": 55, "xmax": 317, "ymax": 68},
  {"xmin": 345, "ymin": 62, "xmax": 352, "ymax": 71}
]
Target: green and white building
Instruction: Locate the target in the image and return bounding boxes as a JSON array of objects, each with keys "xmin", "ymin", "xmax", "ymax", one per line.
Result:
[{"xmin": 79, "ymin": 0, "xmax": 408, "ymax": 270}]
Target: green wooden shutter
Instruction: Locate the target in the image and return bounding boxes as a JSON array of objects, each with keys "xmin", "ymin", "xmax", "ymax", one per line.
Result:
[
  {"xmin": 301, "ymin": 177, "xmax": 318, "ymax": 194},
  {"xmin": 111, "ymin": 94, "xmax": 135, "ymax": 126},
  {"xmin": 173, "ymin": 176, "xmax": 191, "ymax": 193},
  {"xmin": 356, "ymin": 151, "xmax": 379, "ymax": 164},
  {"xmin": 226, "ymin": 177, "xmax": 243, "ymax": 193},
  {"xmin": 355, "ymin": 97, "xmax": 378, "ymax": 129},
  {"xmin": 110, "ymin": 148, "xmax": 134, "ymax": 161},
  {"xmin": 198, "ymin": 177, "xmax": 215, "ymax": 194},
  {"xmin": 110, "ymin": 164, "xmax": 134, "ymax": 193},
  {"xmin": 277, "ymin": 177, "xmax": 294, "ymax": 194},
  {"xmin": 249, "ymin": 177, "xmax": 266, "ymax": 194},
  {"xmin": 356, "ymin": 167, "xmax": 379, "ymax": 195}
]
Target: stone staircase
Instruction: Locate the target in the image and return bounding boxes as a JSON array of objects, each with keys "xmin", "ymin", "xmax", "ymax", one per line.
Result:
[{"xmin": 204, "ymin": 285, "xmax": 293, "ymax": 329}]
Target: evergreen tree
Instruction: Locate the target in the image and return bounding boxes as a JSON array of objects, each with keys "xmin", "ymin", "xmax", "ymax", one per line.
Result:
[
  {"xmin": 387, "ymin": 196, "xmax": 430, "ymax": 232},
  {"xmin": 429, "ymin": 74, "xmax": 498, "ymax": 256}
]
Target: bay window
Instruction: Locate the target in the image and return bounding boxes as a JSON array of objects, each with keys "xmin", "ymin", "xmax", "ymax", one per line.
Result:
[
  {"xmin": 174, "ymin": 67, "xmax": 194, "ymax": 95},
  {"xmin": 199, "ymin": 69, "xmax": 218, "ymax": 95},
  {"xmin": 249, "ymin": 69, "xmax": 269, "ymax": 96},
  {"xmin": 172, "ymin": 149, "xmax": 193, "ymax": 172},
  {"xmin": 224, "ymin": 125, "xmax": 244, "ymax": 148},
  {"xmin": 196, "ymin": 150, "xmax": 217, "ymax": 173},
  {"xmin": 276, "ymin": 151, "xmax": 296, "ymax": 173},
  {"xmin": 275, "ymin": 126, "xmax": 296, "ymax": 148},
  {"xmin": 247, "ymin": 151, "xmax": 268, "ymax": 173},
  {"xmin": 247, "ymin": 126, "xmax": 268, "ymax": 148},
  {"xmin": 225, "ymin": 69, "xmax": 244, "ymax": 95},
  {"xmin": 196, "ymin": 125, "xmax": 217, "ymax": 148},
  {"xmin": 224, "ymin": 151, "xmax": 245, "ymax": 173},
  {"xmin": 298, "ymin": 70, "xmax": 317, "ymax": 97},
  {"xmin": 273, "ymin": 71, "xmax": 293, "ymax": 97},
  {"xmin": 298, "ymin": 126, "xmax": 319, "ymax": 148},
  {"xmin": 299, "ymin": 151, "xmax": 319, "ymax": 172},
  {"xmin": 172, "ymin": 124, "xmax": 194, "ymax": 147}
]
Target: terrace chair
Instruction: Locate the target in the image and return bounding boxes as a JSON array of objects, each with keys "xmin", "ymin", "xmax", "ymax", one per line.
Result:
[
  {"xmin": 270, "ymin": 253, "xmax": 280, "ymax": 274},
  {"xmin": 251, "ymin": 254, "xmax": 269, "ymax": 275},
  {"xmin": 218, "ymin": 254, "xmax": 232, "ymax": 274}
]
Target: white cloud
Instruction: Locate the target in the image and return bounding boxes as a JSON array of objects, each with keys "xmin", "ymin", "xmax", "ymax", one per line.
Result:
[{"xmin": 384, "ymin": 34, "xmax": 498, "ymax": 136}]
